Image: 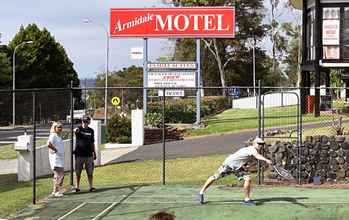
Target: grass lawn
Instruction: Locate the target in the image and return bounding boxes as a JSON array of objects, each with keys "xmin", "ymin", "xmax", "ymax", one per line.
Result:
[
  {"xmin": 187, "ymin": 105, "xmax": 347, "ymax": 136},
  {"xmin": 3, "ymin": 154, "xmax": 349, "ymax": 219},
  {"xmin": 1, "ymin": 154, "xmax": 231, "ymax": 218},
  {"xmin": 0, "ymin": 139, "xmax": 48, "ymax": 160}
]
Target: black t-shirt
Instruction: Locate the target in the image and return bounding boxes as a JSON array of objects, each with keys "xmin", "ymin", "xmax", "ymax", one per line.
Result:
[{"xmin": 74, "ymin": 126, "xmax": 95, "ymax": 157}]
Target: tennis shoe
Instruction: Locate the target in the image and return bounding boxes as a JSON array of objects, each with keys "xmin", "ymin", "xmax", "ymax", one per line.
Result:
[
  {"xmin": 243, "ymin": 200, "xmax": 256, "ymax": 206},
  {"xmin": 54, "ymin": 192, "xmax": 64, "ymax": 198},
  {"xmin": 198, "ymin": 193, "xmax": 204, "ymax": 204},
  {"xmin": 89, "ymin": 187, "xmax": 96, "ymax": 192}
]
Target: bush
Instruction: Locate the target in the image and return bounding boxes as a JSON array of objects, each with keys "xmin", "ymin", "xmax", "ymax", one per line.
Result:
[
  {"xmin": 107, "ymin": 113, "xmax": 131, "ymax": 143},
  {"xmin": 148, "ymin": 96, "xmax": 230, "ymax": 123},
  {"xmin": 145, "ymin": 112, "xmax": 162, "ymax": 128}
]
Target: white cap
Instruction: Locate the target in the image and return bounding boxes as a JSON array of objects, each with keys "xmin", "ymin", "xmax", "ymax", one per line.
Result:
[{"xmin": 254, "ymin": 137, "xmax": 265, "ymax": 144}]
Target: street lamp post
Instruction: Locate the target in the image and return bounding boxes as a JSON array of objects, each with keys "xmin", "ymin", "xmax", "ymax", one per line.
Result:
[
  {"xmin": 13, "ymin": 41, "xmax": 33, "ymax": 127},
  {"xmin": 83, "ymin": 19, "xmax": 109, "ymax": 125},
  {"xmin": 252, "ymin": 35, "xmax": 256, "ymax": 97}
]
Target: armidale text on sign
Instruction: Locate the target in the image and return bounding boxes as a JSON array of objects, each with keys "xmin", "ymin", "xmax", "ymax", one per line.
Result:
[
  {"xmin": 147, "ymin": 62, "xmax": 197, "ymax": 70},
  {"xmin": 110, "ymin": 7, "xmax": 235, "ymax": 38},
  {"xmin": 148, "ymin": 71, "xmax": 196, "ymax": 88}
]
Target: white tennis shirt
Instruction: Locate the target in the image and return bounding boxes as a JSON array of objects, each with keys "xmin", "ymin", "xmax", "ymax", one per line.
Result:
[
  {"xmin": 48, "ymin": 133, "xmax": 65, "ymax": 169},
  {"xmin": 223, "ymin": 146, "xmax": 257, "ymax": 169}
]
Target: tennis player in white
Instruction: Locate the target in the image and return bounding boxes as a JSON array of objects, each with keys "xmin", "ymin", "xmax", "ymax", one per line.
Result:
[{"xmin": 198, "ymin": 137, "xmax": 272, "ymax": 206}]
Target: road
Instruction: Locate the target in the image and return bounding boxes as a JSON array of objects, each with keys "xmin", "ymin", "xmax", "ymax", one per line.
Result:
[
  {"xmin": 108, "ymin": 121, "xmax": 333, "ymax": 163},
  {"xmin": 0, "ymin": 124, "xmax": 73, "ymax": 146}
]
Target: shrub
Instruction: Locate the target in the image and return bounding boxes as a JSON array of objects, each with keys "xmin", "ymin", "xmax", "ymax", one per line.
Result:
[
  {"xmin": 107, "ymin": 113, "xmax": 131, "ymax": 143},
  {"xmin": 145, "ymin": 112, "xmax": 162, "ymax": 128}
]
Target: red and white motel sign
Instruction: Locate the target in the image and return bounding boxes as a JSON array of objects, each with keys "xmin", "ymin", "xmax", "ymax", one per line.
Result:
[{"xmin": 110, "ymin": 7, "xmax": 235, "ymax": 38}]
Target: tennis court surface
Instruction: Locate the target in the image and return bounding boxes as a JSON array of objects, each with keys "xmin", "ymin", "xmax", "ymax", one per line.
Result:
[{"xmin": 14, "ymin": 184, "xmax": 349, "ymax": 219}]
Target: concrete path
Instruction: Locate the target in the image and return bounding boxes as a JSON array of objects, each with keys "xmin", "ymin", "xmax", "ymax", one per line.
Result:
[{"xmin": 108, "ymin": 129, "xmax": 258, "ymax": 164}]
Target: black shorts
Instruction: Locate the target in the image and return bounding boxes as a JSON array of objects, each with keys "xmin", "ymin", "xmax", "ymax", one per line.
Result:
[
  {"xmin": 212, "ymin": 165, "xmax": 250, "ymax": 181},
  {"xmin": 75, "ymin": 156, "xmax": 94, "ymax": 176}
]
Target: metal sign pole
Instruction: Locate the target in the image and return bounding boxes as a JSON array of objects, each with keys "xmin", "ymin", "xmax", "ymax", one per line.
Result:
[
  {"xmin": 70, "ymin": 82, "xmax": 74, "ymax": 186},
  {"xmin": 162, "ymin": 88, "xmax": 166, "ymax": 185},
  {"xmin": 196, "ymin": 38, "xmax": 201, "ymax": 125},
  {"xmin": 257, "ymin": 80, "xmax": 262, "ymax": 185},
  {"xmin": 143, "ymin": 38, "xmax": 148, "ymax": 114}
]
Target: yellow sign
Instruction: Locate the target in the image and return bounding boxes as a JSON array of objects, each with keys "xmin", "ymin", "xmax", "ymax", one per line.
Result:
[{"xmin": 111, "ymin": 97, "xmax": 121, "ymax": 106}]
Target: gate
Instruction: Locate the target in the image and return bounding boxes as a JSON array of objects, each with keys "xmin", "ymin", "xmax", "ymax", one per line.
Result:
[{"xmin": 259, "ymin": 90, "xmax": 302, "ymax": 184}]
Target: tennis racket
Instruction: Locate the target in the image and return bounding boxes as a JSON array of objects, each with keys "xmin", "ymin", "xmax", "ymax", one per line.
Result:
[{"xmin": 272, "ymin": 165, "xmax": 295, "ymax": 181}]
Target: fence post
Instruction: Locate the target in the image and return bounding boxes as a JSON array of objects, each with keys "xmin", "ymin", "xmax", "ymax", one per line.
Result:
[
  {"xmin": 70, "ymin": 82, "xmax": 74, "ymax": 186},
  {"xmin": 162, "ymin": 88, "xmax": 166, "ymax": 185},
  {"xmin": 196, "ymin": 38, "xmax": 201, "ymax": 125},
  {"xmin": 257, "ymin": 80, "xmax": 262, "ymax": 185},
  {"xmin": 298, "ymin": 89, "xmax": 302, "ymax": 185},
  {"xmin": 32, "ymin": 91, "xmax": 36, "ymax": 204}
]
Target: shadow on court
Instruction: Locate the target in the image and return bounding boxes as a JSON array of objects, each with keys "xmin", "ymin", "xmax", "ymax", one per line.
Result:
[{"xmin": 254, "ymin": 197, "xmax": 309, "ymax": 207}]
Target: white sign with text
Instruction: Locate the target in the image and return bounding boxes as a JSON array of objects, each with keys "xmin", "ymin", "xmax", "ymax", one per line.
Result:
[{"xmin": 148, "ymin": 71, "xmax": 196, "ymax": 88}]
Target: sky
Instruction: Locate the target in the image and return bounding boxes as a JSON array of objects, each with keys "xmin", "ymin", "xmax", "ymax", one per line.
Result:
[
  {"xmin": 0, "ymin": 0, "xmax": 300, "ymax": 79},
  {"xmin": 0, "ymin": 0, "xmax": 173, "ymax": 79}
]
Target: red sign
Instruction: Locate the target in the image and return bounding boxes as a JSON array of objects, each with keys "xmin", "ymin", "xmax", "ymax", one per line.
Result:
[{"xmin": 110, "ymin": 7, "xmax": 235, "ymax": 38}]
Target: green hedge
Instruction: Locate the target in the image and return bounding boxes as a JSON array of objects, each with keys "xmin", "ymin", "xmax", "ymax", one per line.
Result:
[{"xmin": 148, "ymin": 96, "xmax": 230, "ymax": 123}]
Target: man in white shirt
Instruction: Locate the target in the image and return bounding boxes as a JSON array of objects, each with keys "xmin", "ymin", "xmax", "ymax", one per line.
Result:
[{"xmin": 198, "ymin": 137, "xmax": 272, "ymax": 206}]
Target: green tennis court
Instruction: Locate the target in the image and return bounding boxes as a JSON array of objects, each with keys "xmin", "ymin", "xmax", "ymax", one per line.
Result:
[{"xmin": 13, "ymin": 184, "xmax": 349, "ymax": 220}]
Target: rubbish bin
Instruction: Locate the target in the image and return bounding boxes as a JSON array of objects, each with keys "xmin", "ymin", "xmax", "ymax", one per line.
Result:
[{"xmin": 307, "ymin": 95, "xmax": 315, "ymax": 113}]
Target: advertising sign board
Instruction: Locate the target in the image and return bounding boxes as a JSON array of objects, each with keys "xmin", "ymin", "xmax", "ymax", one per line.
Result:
[
  {"xmin": 110, "ymin": 7, "xmax": 235, "ymax": 38},
  {"xmin": 148, "ymin": 71, "xmax": 196, "ymax": 88}
]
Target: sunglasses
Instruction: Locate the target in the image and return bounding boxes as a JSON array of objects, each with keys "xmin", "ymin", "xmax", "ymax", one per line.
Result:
[{"xmin": 57, "ymin": 126, "xmax": 63, "ymax": 128}]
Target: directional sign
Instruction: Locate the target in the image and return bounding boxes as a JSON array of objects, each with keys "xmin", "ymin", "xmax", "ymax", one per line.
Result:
[{"xmin": 111, "ymin": 97, "xmax": 121, "ymax": 106}]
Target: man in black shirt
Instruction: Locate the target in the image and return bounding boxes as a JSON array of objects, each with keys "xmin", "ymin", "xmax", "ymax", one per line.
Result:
[{"xmin": 74, "ymin": 116, "xmax": 96, "ymax": 192}]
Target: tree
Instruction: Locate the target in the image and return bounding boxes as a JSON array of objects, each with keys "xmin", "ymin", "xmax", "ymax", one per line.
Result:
[
  {"xmin": 281, "ymin": 22, "xmax": 302, "ymax": 86},
  {"xmin": 8, "ymin": 24, "xmax": 80, "ymax": 90},
  {"xmin": 169, "ymin": 0, "xmax": 272, "ymax": 94},
  {"xmin": 6, "ymin": 24, "xmax": 83, "ymax": 123},
  {"xmin": 94, "ymin": 66, "xmax": 143, "ymax": 112},
  {"xmin": 0, "ymin": 51, "xmax": 11, "ymax": 88}
]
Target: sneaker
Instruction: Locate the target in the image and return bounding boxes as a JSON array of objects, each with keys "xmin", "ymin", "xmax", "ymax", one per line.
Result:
[
  {"xmin": 54, "ymin": 192, "xmax": 64, "ymax": 198},
  {"xmin": 89, "ymin": 187, "xmax": 96, "ymax": 192},
  {"xmin": 73, "ymin": 188, "xmax": 80, "ymax": 193},
  {"xmin": 243, "ymin": 200, "xmax": 256, "ymax": 206},
  {"xmin": 198, "ymin": 193, "xmax": 204, "ymax": 204}
]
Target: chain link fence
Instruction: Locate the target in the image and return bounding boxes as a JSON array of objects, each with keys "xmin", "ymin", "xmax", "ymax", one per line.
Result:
[{"xmin": 1, "ymin": 86, "xmax": 349, "ymax": 204}]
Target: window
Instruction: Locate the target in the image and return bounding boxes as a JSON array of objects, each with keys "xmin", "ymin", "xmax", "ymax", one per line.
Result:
[{"xmin": 322, "ymin": 7, "xmax": 340, "ymax": 59}]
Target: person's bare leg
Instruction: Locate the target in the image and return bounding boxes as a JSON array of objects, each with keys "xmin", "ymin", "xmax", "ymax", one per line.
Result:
[
  {"xmin": 76, "ymin": 174, "xmax": 81, "ymax": 189},
  {"xmin": 87, "ymin": 175, "xmax": 93, "ymax": 189},
  {"xmin": 243, "ymin": 176, "xmax": 252, "ymax": 201},
  {"xmin": 200, "ymin": 176, "xmax": 215, "ymax": 194}
]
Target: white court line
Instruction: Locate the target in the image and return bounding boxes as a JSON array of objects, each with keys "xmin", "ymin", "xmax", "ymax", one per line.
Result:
[
  {"xmin": 92, "ymin": 202, "xmax": 118, "ymax": 220},
  {"xmin": 56, "ymin": 201, "xmax": 349, "ymax": 205},
  {"xmin": 57, "ymin": 202, "xmax": 86, "ymax": 220}
]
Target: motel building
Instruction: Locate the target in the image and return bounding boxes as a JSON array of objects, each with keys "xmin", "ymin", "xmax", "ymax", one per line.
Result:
[{"xmin": 290, "ymin": 0, "xmax": 349, "ymax": 116}]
